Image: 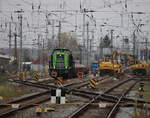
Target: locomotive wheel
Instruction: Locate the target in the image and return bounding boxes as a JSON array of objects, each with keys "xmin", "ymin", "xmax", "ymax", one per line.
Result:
[{"xmin": 51, "ymin": 71, "xmax": 57, "ymax": 78}]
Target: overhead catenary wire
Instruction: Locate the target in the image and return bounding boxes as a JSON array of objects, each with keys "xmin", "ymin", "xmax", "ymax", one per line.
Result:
[{"xmin": 0, "ymin": 0, "xmax": 150, "ymax": 59}]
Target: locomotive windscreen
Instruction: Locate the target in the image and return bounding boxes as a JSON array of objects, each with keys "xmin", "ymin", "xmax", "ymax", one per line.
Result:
[{"xmin": 57, "ymin": 54, "xmax": 64, "ymax": 60}]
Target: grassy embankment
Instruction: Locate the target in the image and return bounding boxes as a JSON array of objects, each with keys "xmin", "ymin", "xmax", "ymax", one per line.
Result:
[
  {"xmin": 0, "ymin": 75, "xmax": 31, "ymax": 100},
  {"xmin": 143, "ymin": 83, "xmax": 150, "ymax": 100}
]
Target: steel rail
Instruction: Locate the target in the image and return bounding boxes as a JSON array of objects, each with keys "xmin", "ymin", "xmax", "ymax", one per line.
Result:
[
  {"xmin": 106, "ymin": 80, "xmax": 140, "ymax": 118},
  {"xmin": 9, "ymin": 78, "xmax": 150, "ymax": 104},
  {"xmin": 0, "ymin": 90, "xmax": 51, "ymax": 117},
  {"xmin": 8, "ymin": 79, "xmax": 57, "ymax": 89},
  {"xmin": 67, "ymin": 78, "xmax": 135, "ymax": 118},
  {"xmin": 65, "ymin": 76, "xmax": 107, "ymax": 92}
]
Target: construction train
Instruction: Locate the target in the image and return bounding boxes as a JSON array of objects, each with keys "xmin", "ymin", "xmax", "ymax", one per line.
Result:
[
  {"xmin": 125, "ymin": 55, "xmax": 150, "ymax": 76},
  {"xmin": 99, "ymin": 51, "xmax": 150, "ymax": 76},
  {"xmin": 99, "ymin": 57, "xmax": 122, "ymax": 76}
]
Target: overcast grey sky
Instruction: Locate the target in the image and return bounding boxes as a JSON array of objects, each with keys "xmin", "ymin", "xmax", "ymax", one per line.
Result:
[{"xmin": 0, "ymin": 0, "xmax": 150, "ymax": 48}]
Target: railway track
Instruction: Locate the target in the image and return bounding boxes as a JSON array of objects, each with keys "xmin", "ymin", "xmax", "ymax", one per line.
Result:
[
  {"xmin": 0, "ymin": 90, "xmax": 51, "ymax": 117},
  {"xmin": 6, "ymin": 76, "xmax": 150, "ymax": 118},
  {"xmin": 9, "ymin": 76, "xmax": 150, "ymax": 104},
  {"xmin": 9, "ymin": 75, "xmax": 106, "ymax": 92},
  {"xmin": 105, "ymin": 80, "xmax": 140, "ymax": 118},
  {"xmin": 8, "ymin": 79, "xmax": 57, "ymax": 89},
  {"xmin": 63, "ymin": 76, "xmax": 108, "ymax": 90},
  {"xmin": 66, "ymin": 77, "xmax": 145, "ymax": 118}
]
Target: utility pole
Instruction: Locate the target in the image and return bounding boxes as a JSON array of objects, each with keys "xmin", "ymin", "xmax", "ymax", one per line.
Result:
[
  {"xmin": 19, "ymin": 14, "xmax": 23, "ymax": 71},
  {"xmin": 99, "ymin": 37, "xmax": 103, "ymax": 59},
  {"xmin": 46, "ymin": 15, "xmax": 49, "ymax": 50},
  {"xmin": 99, "ymin": 26, "xmax": 103, "ymax": 59},
  {"xmin": 45, "ymin": 14, "xmax": 50, "ymax": 67},
  {"xmin": 15, "ymin": 9, "xmax": 24, "ymax": 71},
  {"xmin": 14, "ymin": 31, "xmax": 18, "ymax": 71},
  {"xmin": 145, "ymin": 37, "xmax": 148, "ymax": 62},
  {"xmin": 78, "ymin": 45, "xmax": 82, "ymax": 64},
  {"xmin": 99, "ymin": 38, "xmax": 103, "ymax": 59},
  {"xmin": 82, "ymin": 9, "xmax": 86, "ymax": 64},
  {"xmin": 133, "ymin": 31, "xmax": 136, "ymax": 57},
  {"xmin": 52, "ymin": 19, "xmax": 55, "ymax": 49},
  {"xmin": 110, "ymin": 30, "xmax": 114, "ymax": 53},
  {"xmin": 42, "ymin": 38, "xmax": 45, "ymax": 72},
  {"xmin": 86, "ymin": 22, "xmax": 89, "ymax": 66},
  {"xmin": 120, "ymin": 13, "xmax": 124, "ymax": 27},
  {"xmin": 8, "ymin": 22, "xmax": 12, "ymax": 58},
  {"xmin": 90, "ymin": 30, "xmax": 94, "ymax": 58},
  {"xmin": 38, "ymin": 34, "xmax": 40, "ymax": 72},
  {"xmin": 58, "ymin": 21, "xmax": 61, "ymax": 47}
]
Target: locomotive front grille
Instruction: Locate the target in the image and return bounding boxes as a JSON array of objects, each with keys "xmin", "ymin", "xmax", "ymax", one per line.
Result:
[{"xmin": 56, "ymin": 62, "xmax": 65, "ymax": 68}]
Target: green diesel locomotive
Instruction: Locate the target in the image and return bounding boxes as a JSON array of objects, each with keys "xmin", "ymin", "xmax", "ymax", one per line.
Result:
[{"xmin": 49, "ymin": 48, "xmax": 75, "ymax": 79}]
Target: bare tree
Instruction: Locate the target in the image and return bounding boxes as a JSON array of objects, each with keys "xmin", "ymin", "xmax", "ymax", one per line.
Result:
[{"xmin": 55, "ymin": 32, "xmax": 80, "ymax": 59}]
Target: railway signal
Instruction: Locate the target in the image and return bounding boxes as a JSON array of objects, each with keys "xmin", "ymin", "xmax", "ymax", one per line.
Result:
[
  {"xmin": 51, "ymin": 89, "xmax": 66, "ymax": 104},
  {"xmin": 139, "ymin": 82, "xmax": 144, "ymax": 92},
  {"xmin": 138, "ymin": 82, "xmax": 145, "ymax": 98}
]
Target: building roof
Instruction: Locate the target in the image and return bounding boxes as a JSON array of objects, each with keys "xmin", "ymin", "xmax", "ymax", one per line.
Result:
[
  {"xmin": 22, "ymin": 62, "xmax": 32, "ymax": 65},
  {"xmin": 0, "ymin": 54, "xmax": 15, "ymax": 62},
  {"xmin": 0, "ymin": 54, "xmax": 10, "ymax": 60}
]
